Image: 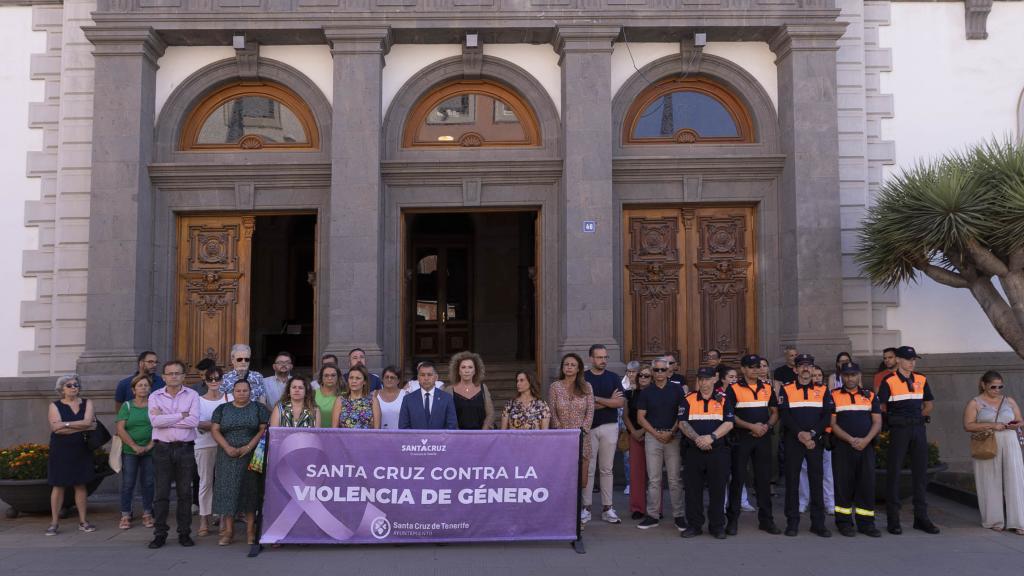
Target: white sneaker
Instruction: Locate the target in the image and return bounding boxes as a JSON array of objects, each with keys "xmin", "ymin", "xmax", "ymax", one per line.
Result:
[
  {"xmin": 741, "ymin": 502, "xmax": 756, "ymax": 513},
  {"xmin": 580, "ymin": 509, "xmax": 592, "ymax": 524},
  {"xmin": 624, "ymin": 485, "xmax": 631, "ymax": 495},
  {"xmin": 602, "ymin": 508, "xmax": 622, "ymax": 524}
]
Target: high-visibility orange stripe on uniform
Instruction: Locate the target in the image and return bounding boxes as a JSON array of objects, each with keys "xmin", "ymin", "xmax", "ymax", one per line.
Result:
[{"xmin": 883, "ymin": 373, "xmax": 926, "ymax": 403}]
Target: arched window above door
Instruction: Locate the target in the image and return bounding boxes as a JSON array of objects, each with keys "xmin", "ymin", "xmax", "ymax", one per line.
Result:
[
  {"xmin": 403, "ymin": 80, "xmax": 541, "ymax": 148},
  {"xmin": 624, "ymin": 77, "xmax": 755, "ymax": 144},
  {"xmin": 179, "ymin": 81, "xmax": 319, "ymax": 151}
]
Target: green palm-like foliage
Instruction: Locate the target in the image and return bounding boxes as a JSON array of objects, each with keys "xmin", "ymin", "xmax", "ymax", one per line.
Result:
[{"xmin": 856, "ymin": 138, "xmax": 1024, "ymax": 358}]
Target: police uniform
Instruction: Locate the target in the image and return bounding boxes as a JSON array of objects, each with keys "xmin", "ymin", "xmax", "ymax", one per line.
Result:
[
  {"xmin": 778, "ymin": 354, "xmax": 834, "ymax": 537},
  {"xmin": 877, "ymin": 346, "xmax": 938, "ymax": 534},
  {"xmin": 725, "ymin": 354, "xmax": 780, "ymax": 533},
  {"xmin": 679, "ymin": 367, "xmax": 735, "ymax": 539},
  {"xmin": 829, "ymin": 363, "xmax": 881, "ymax": 537}
]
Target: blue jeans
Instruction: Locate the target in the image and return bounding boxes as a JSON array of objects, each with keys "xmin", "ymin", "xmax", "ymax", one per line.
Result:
[{"xmin": 120, "ymin": 451, "xmax": 154, "ymax": 516}]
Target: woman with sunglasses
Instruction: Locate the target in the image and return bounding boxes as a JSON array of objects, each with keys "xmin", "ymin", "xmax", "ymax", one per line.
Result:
[
  {"xmin": 195, "ymin": 366, "xmax": 229, "ymax": 537},
  {"xmin": 45, "ymin": 374, "xmax": 97, "ymax": 536},
  {"xmin": 964, "ymin": 370, "xmax": 1024, "ymax": 534},
  {"xmin": 624, "ymin": 364, "xmax": 653, "ymax": 520}
]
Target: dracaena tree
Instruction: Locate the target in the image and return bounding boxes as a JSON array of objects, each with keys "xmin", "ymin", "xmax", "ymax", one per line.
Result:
[{"xmin": 856, "ymin": 138, "xmax": 1024, "ymax": 358}]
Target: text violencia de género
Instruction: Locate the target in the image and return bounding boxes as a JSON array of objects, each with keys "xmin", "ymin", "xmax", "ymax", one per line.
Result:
[
  {"xmin": 290, "ymin": 485, "xmax": 550, "ymax": 505},
  {"xmin": 304, "ymin": 465, "xmax": 538, "ymax": 481}
]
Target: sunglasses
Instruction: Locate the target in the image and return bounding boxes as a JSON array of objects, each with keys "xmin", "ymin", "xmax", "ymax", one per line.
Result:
[
  {"xmin": 989, "ymin": 385, "xmax": 1004, "ymax": 390},
  {"xmin": 64, "ymin": 382, "xmax": 80, "ymax": 388},
  {"xmin": 639, "ymin": 374, "xmax": 652, "ymax": 378},
  {"xmin": 205, "ymin": 375, "xmax": 222, "ymax": 382},
  {"xmin": 653, "ymin": 368, "xmax": 668, "ymax": 373},
  {"xmin": 235, "ymin": 357, "xmax": 251, "ymax": 363}
]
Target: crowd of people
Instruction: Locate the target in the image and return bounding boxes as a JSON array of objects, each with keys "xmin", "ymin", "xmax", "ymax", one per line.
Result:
[{"xmin": 42, "ymin": 343, "xmax": 1024, "ymax": 547}]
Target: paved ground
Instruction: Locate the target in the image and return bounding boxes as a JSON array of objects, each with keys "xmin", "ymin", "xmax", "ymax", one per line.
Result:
[{"xmin": 2, "ymin": 489, "xmax": 1022, "ymax": 576}]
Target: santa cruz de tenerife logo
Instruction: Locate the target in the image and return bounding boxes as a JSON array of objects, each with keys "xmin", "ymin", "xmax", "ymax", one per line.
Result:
[
  {"xmin": 370, "ymin": 516, "xmax": 391, "ymax": 540},
  {"xmin": 401, "ymin": 437, "xmax": 448, "ymax": 455}
]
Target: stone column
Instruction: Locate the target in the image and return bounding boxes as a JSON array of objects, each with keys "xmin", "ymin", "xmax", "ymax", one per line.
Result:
[
  {"xmin": 553, "ymin": 25, "xmax": 622, "ymax": 367},
  {"xmin": 77, "ymin": 27, "xmax": 165, "ymax": 379},
  {"xmin": 323, "ymin": 26, "xmax": 391, "ymax": 371},
  {"xmin": 770, "ymin": 24, "xmax": 852, "ymax": 359}
]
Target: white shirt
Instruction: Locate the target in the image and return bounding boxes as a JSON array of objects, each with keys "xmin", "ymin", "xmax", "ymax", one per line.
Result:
[
  {"xmin": 195, "ymin": 393, "xmax": 231, "ymax": 449},
  {"xmin": 376, "ymin": 389, "xmax": 406, "ymax": 430}
]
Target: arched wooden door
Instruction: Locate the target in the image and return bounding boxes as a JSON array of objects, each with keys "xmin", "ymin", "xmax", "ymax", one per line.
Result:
[{"xmin": 623, "ymin": 206, "xmax": 757, "ymax": 377}]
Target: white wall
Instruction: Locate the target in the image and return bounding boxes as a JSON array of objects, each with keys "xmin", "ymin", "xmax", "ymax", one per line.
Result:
[
  {"xmin": 482, "ymin": 44, "xmax": 561, "ymax": 115},
  {"xmin": 155, "ymin": 46, "xmax": 334, "ymax": 122},
  {"xmin": 383, "ymin": 44, "xmax": 462, "ymax": 120},
  {"xmin": 881, "ymin": 2, "xmax": 1024, "ymax": 353},
  {"xmin": 0, "ymin": 7, "xmax": 45, "ymax": 377},
  {"xmin": 610, "ymin": 42, "xmax": 778, "ymax": 110}
]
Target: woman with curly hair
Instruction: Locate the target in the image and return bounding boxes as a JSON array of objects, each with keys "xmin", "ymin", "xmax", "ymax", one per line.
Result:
[{"xmin": 448, "ymin": 350, "xmax": 494, "ymax": 430}]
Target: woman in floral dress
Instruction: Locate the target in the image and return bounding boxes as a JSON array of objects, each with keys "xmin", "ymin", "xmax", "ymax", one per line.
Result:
[
  {"xmin": 548, "ymin": 353, "xmax": 594, "ymax": 490},
  {"xmin": 501, "ymin": 371, "xmax": 551, "ymax": 430},
  {"xmin": 333, "ymin": 365, "xmax": 373, "ymax": 429}
]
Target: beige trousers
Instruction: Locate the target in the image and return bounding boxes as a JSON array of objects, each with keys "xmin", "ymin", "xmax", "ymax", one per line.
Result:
[{"xmin": 973, "ymin": 430, "xmax": 1024, "ymax": 530}]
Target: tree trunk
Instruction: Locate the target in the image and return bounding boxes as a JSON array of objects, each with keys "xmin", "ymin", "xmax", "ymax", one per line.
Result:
[{"xmin": 967, "ymin": 276, "xmax": 1024, "ymax": 359}]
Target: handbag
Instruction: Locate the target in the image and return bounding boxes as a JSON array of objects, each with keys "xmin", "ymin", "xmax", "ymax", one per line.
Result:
[
  {"xmin": 248, "ymin": 432, "xmax": 267, "ymax": 474},
  {"xmin": 83, "ymin": 400, "xmax": 113, "ymax": 451},
  {"xmin": 108, "ymin": 402, "xmax": 129, "ymax": 473},
  {"xmin": 617, "ymin": 429, "xmax": 630, "ymax": 452},
  {"xmin": 970, "ymin": 397, "xmax": 1005, "ymax": 460}
]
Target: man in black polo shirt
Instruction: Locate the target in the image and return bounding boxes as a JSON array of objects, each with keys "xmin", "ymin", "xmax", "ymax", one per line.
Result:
[
  {"xmin": 582, "ymin": 344, "xmax": 624, "ymax": 524},
  {"xmin": 773, "ymin": 345, "xmax": 799, "ymax": 385},
  {"xmin": 779, "ymin": 353, "xmax": 833, "ymax": 537},
  {"xmin": 636, "ymin": 357, "xmax": 687, "ymax": 531},
  {"xmin": 829, "ymin": 363, "xmax": 882, "ymax": 537},
  {"xmin": 664, "ymin": 352, "xmax": 687, "ymax": 392},
  {"xmin": 678, "ymin": 367, "xmax": 735, "ymax": 539},
  {"xmin": 877, "ymin": 345, "xmax": 939, "ymax": 535},
  {"xmin": 725, "ymin": 354, "xmax": 781, "ymax": 535}
]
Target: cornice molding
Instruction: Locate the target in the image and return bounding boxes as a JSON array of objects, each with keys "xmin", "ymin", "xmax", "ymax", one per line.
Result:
[
  {"xmin": 768, "ymin": 22, "xmax": 848, "ymax": 61},
  {"xmin": 0, "ymin": 0, "xmax": 62, "ymax": 6},
  {"xmin": 148, "ymin": 163, "xmax": 332, "ymax": 190},
  {"xmin": 612, "ymin": 155, "xmax": 786, "ymax": 180},
  {"xmin": 324, "ymin": 25, "xmax": 393, "ymax": 56},
  {"xmin": 551, "ymin": 24, "xmax": 621, "ymax": 57},
  {"xmin": 83, "ymin": 27, "xmax": 167, "ymax": 64},
  {"xmin": 964, "ymin": 0, "xmax": 994, "ymax": 40},
  {"xmin": 381, "ymin": 159, "xmax": 563, "ymax": 184}
]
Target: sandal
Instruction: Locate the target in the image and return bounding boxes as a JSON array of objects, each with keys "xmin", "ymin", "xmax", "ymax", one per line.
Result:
[
  {"xmin": 119, "ymin": 516, "xmax": 132, "ymax": 530},
  {"xmin": 218, "ymin": 529, "xmax": 234, "ymax": 546},
  {"xmin": 45, "ymin": 525, "xmax": 58, "ymax": 536},
  {"xmin": 198, "ymin": 526, "xmax": 209, "ymax": 537},
  {"xmin": 141, "ymin": 513, "xmax": 154, "ymax": 528},
  {"xmin": 1015, "ymin": 529, "xmax": 1024, "ymax": 535}
]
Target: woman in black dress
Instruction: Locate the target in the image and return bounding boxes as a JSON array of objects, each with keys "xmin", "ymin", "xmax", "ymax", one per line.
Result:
[
  {"xmin": 448, "ymin": 350, "xmax": 494, "ymax": 430},
  {"xmin": 46, "ymin": 374, "xmax": 97, "ymax": 536}
]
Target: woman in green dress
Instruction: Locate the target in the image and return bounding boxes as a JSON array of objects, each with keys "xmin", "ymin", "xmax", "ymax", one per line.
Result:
[
  {"xmin": 313, "ymin": 365, "xmax": 342, "ymax": 427},
  {"xmin": 269, "ymin": 375, "xmax": 319, "ymax": 428},
  {"xmin": 211, "ymin": 379, "xmax": 269, "ymax": 547}
]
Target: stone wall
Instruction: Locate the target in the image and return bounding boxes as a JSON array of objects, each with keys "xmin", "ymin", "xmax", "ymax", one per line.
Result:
[{"xmin": 20, "ymin": 0, "xmax": 96, "ymax": 376}]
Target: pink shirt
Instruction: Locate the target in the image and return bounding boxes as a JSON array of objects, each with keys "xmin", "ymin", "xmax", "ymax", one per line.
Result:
[{"xmin": 149, "ymin": 385, "xmax": 200, "ymax": 442}]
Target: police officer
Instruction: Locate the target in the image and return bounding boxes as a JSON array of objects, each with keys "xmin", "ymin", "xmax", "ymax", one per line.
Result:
[
  {"xmin": 678, "ymin": 367, "xmax": 735, "ymax": 539},
  {"xmin": 725, "ymin": 354, "xmax": 781, "ymax": 535},
  {"xmin": 779, "ymin": 353, "xmax": 833, "ymax": 537},
  {"xmin": 829, "ymin": 363, "xmax": 882, "ymax": 537},
  {"xmin": 878, "ymin": 345, "xmax": 940, "ymax": 534}
]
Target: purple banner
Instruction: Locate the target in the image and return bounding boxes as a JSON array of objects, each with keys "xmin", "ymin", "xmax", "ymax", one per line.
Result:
[{"xmin": 261, "ymin": 428, "xmax": 581, "ymax": 544}]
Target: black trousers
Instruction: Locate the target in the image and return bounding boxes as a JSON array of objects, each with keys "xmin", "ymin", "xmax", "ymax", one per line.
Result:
[
  {"xmin": 784, "ymin": 435, "xmax": 825, "ymax": 530},
  {"xmin": 886, "ymin": 423, "xmax": 929, "ymax": 524},
  {"xmin": 153, "ymin": 441, "xmax": 196, "ymax": 539},
  {"xmin": 727, "ymin": 432, "xmax": 775, "ymax": 526},
  {"xmin": 685, "ymin": 443, "xmax": 730, "ymax": 533},
  {"xmin": 832, "ymin": 440, "xmax": 876, "ymax": 528}
]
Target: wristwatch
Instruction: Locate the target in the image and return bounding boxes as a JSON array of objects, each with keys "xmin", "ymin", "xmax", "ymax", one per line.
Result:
[
  {"xmin": 64, "ymin": 422, "xmax": 69, "ymax": 428},
  {"xmin": 808, "ymin": 429, "xmax": 816, "ymax": 437},
  {"xmin": 710, "ymin": 432, "xmax": 717, "ymax": 441}
]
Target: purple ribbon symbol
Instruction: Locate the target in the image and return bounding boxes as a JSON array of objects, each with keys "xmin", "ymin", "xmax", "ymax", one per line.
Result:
[{"xmin": 261, "ymin": 430, "xmax": 384, "ymax": 544}]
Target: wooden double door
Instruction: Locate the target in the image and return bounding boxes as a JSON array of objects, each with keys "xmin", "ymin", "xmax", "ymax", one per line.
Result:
[
  {"xmin": 623, "ymin": 206, "xmax": 757, "ymax": 376},
  {"xmin": 174, "ymin": 214, "xmax": 317, "ymax": 374},
  {"xmin": 410, "ymin": 240, "xmax": 472, "ymax": 361}
]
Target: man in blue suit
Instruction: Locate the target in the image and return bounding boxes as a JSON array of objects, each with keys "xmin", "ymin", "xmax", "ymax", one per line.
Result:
[{"xmin": 399, "ymin": 362, "xmax": 458, "ymax": 430}]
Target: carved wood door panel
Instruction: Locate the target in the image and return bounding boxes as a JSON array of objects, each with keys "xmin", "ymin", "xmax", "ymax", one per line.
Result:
[
  {"xmin": 623, "ymin": 206, "xmax": 756, "ymax": 377},
  {"xmin": 175, "ymin": 215, "xmax": 254, "ymax": 374}
]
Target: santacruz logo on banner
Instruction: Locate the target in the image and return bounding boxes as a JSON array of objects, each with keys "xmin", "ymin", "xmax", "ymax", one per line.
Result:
[
  {"xmin": 261, "ymin": 428, "xmax": 581, "ymax": 545},
  {"xmin": 401, "ymin": 438, "xmax": 447, "ymax": 454}
]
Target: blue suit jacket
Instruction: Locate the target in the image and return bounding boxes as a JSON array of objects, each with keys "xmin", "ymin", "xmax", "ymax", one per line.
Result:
[{"xmin": 399, "ymin": 387, "xmax": 458, "ymax": 430}]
